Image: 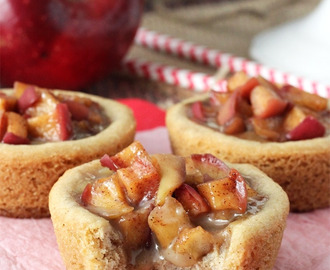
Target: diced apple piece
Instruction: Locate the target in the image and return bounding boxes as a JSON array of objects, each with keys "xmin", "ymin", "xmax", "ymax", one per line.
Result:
[
  {"xmin": 153, "ymin": 154, "xmax": 185, "ymax": 206},
  {"xmin": 173, "ymin": 226, "xmax": 214, "ymax": 262},
  {"xmin": 13, "ymin": 81, "xmax": 32, "ymax": 98},
  {"xmin": 286, "ymin": 116, "xmax": 326, "ymax": 141},
  {"xmin": 28, "ymin": 113, "xmax": 60, "ymax": 141},
  {"xmin": 281, "ymin": 85, "xmax": 328, "ymax": 111},
  {"xmin": 82, "ymin": 174, "xmax": 134, "ymax": 219},
  {"xmin": 116, "ymin": 205, "xmax": 153, "ymax": 250},
  {"xmin": 17, "ymin": 85, "xmax": 40, "ymax": 114},
  {"xmin": 6, "ymin": 112, "xmax": 28, "ymax": 139},
  {"xmin": 2, "ymin": 132, "xmax": 30, "ymax": 144},
  {"xmin": 184, "ymin": 157, "xmax": 204, "ymax": 186},
  {"xmin": 250, "ymin": 117, "xmax": 281, "ymax": 141},
  {"xmin": 237, "ymin": 77, "xmax": 260, "ymax": 98},
  {"xmin": 223, "ymin": 115, "xmax": 246, "ymax": 135},
  {"xmin": 283, "ymin": 106, "xmax": 306, "ymax": 132},
  {"xmin": 191, "ymin": 101, "xmax": 205, "ymax": 121},
  {"xmin": 190, "ymin": 154, "xmax": 230, "ymax": 181},
  {"xmin": 148, "ymin": 197, "xmax": 191, "ymax": 249},
  {"xmin": 209, "ymin": 91, "xmax": 230, "ymax": 106},
  {"xmin": 55, "ymin": 103, "xmax": 72, "ymax": 141},
  {"xmin": 81, "ymin": 183, "xmax": 93, "ymax": 205},
  {"xmin": 27, "ymin": 103, "xmax": 72, "ymax": 141},
  {"xmin": 111, "ymin": 141, "xmax": 157, "ymax": 169},
  {"xmin": 250, "ymin": 85, "xmax": 287, "ymax": 118},
  {"xmin": 237, "ymin": 97, "xmax": 253, "ymax": 118},
  {"xmin": 117, "ymin": 159, "xmax": 160, "ymax": 205},
  {"xmin": 174, "ymin": 184, "xmax": 210, "ymax": 217},
  {"xmin": 197, "ymin": 168, "xmax": 247, "ymax": 213},
  {"xmin": 100, "ymin": 154, "xmax": 118, "ymax": 171},
  {"xmin": 65, "ymin": 100, "xmax": 89, "ymax": 121},
  {"xmin": 257, "ymin": 76, "xmax": 280, "ymax": 93},
  {"xmin": 227, "ymin": 71, "xmax": 249, "ymax": 91},
  {"xmin": 0, "ymin": 94, "xmax": 17, "ymax": 111},
  {"xmin": 217, "ymin": 89, "xmax": 239, "ymax": 125},
  {"xmin": 24, "ymin": 88, "xmax": 59, "ymax": 117},
  {"xmin": 0, "ymin": 111, "xmax": 8, "ymax": 141}
]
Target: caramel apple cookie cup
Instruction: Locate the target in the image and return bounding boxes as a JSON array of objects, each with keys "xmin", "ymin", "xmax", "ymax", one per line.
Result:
[
  {"xmin": 166, "ymin": 95, "xmax": 330, "ymax": 212},
  {"xmin": 49, "ymin": 142, "xmax": 289, "ymax": 270},
  {"xmin": 0, "ymin": 89, "xmax": 136, "ymax": 218}
]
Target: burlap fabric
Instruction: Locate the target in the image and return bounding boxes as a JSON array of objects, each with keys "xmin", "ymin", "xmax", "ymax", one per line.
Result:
[{"xmin": 88, "ymin": 0, "xmax": 320, "ymax": 107}]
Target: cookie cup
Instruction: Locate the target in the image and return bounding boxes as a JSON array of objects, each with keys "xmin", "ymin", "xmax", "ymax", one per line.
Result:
[
  {"xmin": 166, "ymin": 95, "xmax": 330, "ymax": 212},
  {"xmin": 49, "ymin": 157, "xmax": 289, "ymax": 270},
  {"xmin": 0, "ymin": 89, "xmax": 136, "ymax": 218}
]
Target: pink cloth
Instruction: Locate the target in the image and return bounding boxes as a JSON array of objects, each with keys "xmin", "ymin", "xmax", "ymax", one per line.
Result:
[{"xmin": 0, "ymin": 99, "xmax": 329, "ymax": 270}]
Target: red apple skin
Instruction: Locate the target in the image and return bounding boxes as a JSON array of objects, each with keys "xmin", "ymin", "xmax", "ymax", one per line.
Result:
[
  {"xmin": 55, "ymin": 103, "xmax": 72, "ymax": 141},
  {"xmin": 0, "ymin": 111, "xmax": 8, "ymax": 141},
  {"xmin": 100, "ymin": 154, "xmax": 118, "ymax": 171},
  {"xmin": 17, "ymin": 85, "xmax": 40, "ymax": 114},
  {"xmin": 174, "ymin": 183, "xmax": 210, "ymax": 217},
  {"xmin": 217, "ymin": 90, "xmax": 239, "ymax": 125},
  {"xmin": 2, "ymin": 132, "xmax": 30, "ymax": 145},
  {"xmin": 0, "ymin": 0, "xmax": 144, "ymax": 90},
  {"xmin": 286, "ymin": 116, "xmax": 326, "ymax": 141}
]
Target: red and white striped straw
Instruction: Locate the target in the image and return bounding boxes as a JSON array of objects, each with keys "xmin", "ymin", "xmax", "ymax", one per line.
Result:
[
  {"xmin": 124, "ymin": 27, "xmax": 330, "ymax": 98},
  {"xmin": 123, "ymin": 58, "xmax": 227, "ymax": 92}
]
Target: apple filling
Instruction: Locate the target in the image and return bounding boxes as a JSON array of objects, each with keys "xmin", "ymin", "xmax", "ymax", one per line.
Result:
[
  {"xmin": 189, "ymin": 72, "xmax": 329, "ymax": 142},
  {"xmin": 80, "ymin": 141, "xmax": 266, "ymax": 268},
  {"xmin": 0, "ymin": 82, "xmax": 109, "ymax": 144}
]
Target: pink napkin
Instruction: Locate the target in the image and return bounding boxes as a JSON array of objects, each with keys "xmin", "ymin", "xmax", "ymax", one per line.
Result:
[{"xmin": 0, "ymin": 99, "xmax": 329, "ymax": 270}]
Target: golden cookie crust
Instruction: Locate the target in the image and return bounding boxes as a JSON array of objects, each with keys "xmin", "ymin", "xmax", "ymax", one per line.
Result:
[
  {"xmin": 49, "ymin": 156, "xmax": 289, "ymax": 270},
  {"xmin": 166, "ymin": 94, "xmax": 330, "ymax": 212},
  {"xmin": 0, "ymin": 89, "xmax": 136, "ymax": 218}
]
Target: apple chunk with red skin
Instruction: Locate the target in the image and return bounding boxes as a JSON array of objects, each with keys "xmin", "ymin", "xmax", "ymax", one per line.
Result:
[
  {"xmin": 250, "ymin": 85, "xmax": 288, "ymax": 118},
  {"xmin": 217, "ymin": 89, "xmax": 240, "ymax": 125},
  {"xmin": 190, "ymin": 153, "xmax": 230, "ymax": 181},
  {"xmin": 81, "ymin": 174, "xmax": 134, "ymax": 219},
  {"xmin": 148, "ymin": 196, "xmax": 192, "ymax": 249},
  {"xmin": 197, "ymin": 168, "xmax": 247, "ymax": 213},
  {"xmin": 111, "ymin": 141, "xmax": 161, "ymax": 205},
  {"xmin": 286, "ymin": 116, "xmax": 326, "ymax": 141},
  {"xmin": 27, "ymin": 103, "xmax": 73, "ymax": 141},
  {"xmin": 0, "ymin": 111, "xmax": 7, "ymax": 141},
  {"xmin": 174, "ymin": 183, "xmax": 210, "ymax": 217}
]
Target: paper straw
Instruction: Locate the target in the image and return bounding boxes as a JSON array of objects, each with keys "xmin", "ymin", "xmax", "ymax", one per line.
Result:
[
  {"xmin": 123, "ymin": 58, "xmax": 228, "ymax": 92},
  {"xmin": 133, "ymin": 27, "xmax": 330, "ymax": 98}
]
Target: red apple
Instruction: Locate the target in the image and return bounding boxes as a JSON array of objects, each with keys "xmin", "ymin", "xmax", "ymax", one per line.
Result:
[{"xmin": 0, "ymin": 0, "xmax": 144, "ymax": 90}]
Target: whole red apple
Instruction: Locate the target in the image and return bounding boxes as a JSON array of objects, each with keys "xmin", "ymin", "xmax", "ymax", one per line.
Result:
[{"xmin": 0, "ymin": 0, "xmax": 144, "ymax": 90}]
